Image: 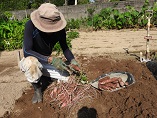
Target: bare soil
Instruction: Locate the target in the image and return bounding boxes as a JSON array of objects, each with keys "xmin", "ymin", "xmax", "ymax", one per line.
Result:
[{"xmin": 1, "ymin": 29, "xmax": 157, "ymax": 118}]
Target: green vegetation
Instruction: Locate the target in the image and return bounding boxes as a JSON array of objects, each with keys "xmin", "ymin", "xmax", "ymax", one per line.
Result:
[
  {"xmin": 80, "ymin": 73, "xmax": 88, "ymax": 84},
  {"xmin": 0, "ymin": 0, "xmax": 90, "ymax": 11},
  {"xmin": 66, "ymin": 0, "xmax": 154, "ymax": 30},
  {"xmin": 0, "ymin": 18, "xmax": 28, "ymax": 50}
]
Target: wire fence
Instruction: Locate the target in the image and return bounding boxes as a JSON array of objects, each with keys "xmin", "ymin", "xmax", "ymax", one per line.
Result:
[
  {"xmin": 1, "ymin": 0, "xmax": 156, "ymax": 11},
  {"xmin": 0, "ymin": 0, "xmax": 156, "ymax": 20}
]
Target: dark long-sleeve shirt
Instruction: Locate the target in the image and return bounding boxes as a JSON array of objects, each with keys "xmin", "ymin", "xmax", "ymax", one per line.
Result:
[{"xmin": 23, "ymin": 20, "xmax": 74, "ymax": 63}]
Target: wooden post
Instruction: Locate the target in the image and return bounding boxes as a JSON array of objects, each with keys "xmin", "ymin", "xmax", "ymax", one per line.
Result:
[
  {"xmin": 17, "ymin": 51, "xmax": 21, "ymax": 68},
  {"xmin": 145, "ymin": 9, "xmax": 153, "ymax": 60},
  {"xmin": 75, "ymin": 0, "xmax": 77, "ymax": 5}
]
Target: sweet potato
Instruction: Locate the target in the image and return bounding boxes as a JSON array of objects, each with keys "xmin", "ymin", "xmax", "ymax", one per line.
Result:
[
  {"xmin": 98, "ymin": 76, "xmax": 119, "ymax": 85},
  {"xmin": 98, "ymin": 76, "xmax": 129, "ymax": 91},
  {"xmin": 118, "ymin": 78, "xmax": 125, "ymax": 86},
  {"xmin": 70, "ymin": 64, "xmax": 80, "ymax": 71},
  {"xmin": 105, "ymin": 82, "xmax": 117, "ymax": 89},
  {"xmin": 98, "ymin": 84, "xmax": 112, "ymax": 90},
  {"xmin": 98, "ymin": 82, "xmax": 117, "ymax": 90}
]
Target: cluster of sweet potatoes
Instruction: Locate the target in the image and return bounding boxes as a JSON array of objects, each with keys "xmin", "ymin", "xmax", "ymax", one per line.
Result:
[{"xmin": 98, "ymin": 76, "xmax": 128, "ymax": 91}]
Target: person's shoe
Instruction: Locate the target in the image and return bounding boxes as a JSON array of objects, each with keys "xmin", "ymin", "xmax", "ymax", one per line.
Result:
[{"xmin": 31, "ymin": 82, "xmax": 42, "ymax": 104}]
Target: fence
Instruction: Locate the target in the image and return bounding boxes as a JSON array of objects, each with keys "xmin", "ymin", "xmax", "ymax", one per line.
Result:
[{"xmin": 4, "ymin": 0, "xmax": 157, "ymax": 20}]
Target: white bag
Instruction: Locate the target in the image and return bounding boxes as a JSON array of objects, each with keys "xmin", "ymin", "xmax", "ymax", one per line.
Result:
[{"xmin": 20, "ymin": 56, "xmax": 43, "ymax": 83}]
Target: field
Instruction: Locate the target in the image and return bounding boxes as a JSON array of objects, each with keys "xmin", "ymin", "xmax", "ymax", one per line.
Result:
[{"xmin": 1, "ymin": 29, "xmax": 157, "ymax": 118}]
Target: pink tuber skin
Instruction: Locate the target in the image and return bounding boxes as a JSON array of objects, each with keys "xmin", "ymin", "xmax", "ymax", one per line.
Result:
[
  {"xmin": 47, "ymin": 77, "xmax": 97, "ymax": 109},
  {"xmin": 99, "ymin": 76, "xmax": 119, "ymax": 84},
  {"xmin": 70, "ymin": 64, "xmax": 81, "ymax": 72},
  {"xmin": 98, "ymin": 76, "xmax": 128, "ymax": 91}
]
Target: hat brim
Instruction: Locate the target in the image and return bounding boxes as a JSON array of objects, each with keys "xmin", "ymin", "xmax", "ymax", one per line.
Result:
[{"xmin": 31, "ymin": 10, "xmax": 67, "ymax": 32}]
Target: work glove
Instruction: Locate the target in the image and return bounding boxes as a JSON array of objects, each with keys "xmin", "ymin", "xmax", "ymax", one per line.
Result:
[
  {"xmin": 70, "ymin": 59, "xmax": 81, "ymax": 72},
  {"xmin": 51, "ymin": 57, "xmax": 68, "ymax": 71}
]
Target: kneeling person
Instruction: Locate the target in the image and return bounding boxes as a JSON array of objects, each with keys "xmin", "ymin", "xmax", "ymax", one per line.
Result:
[{"xmin": 20, "ymin": 3, "xmax": 80, "ymax": 104}]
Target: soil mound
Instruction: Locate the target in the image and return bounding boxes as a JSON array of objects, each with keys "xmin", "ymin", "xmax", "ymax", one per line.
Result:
[{"xmin": 8, "ymin": 55, "xmax": 157, "ymax": 118}]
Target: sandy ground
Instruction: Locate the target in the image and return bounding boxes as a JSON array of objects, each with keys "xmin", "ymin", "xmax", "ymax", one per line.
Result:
[{"xmin": 0, "ymin": 28, "xmax": 157, "ymax": 117}]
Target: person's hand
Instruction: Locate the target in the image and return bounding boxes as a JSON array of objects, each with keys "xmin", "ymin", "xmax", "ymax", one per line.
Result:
[
  {"xmin": 50, "ymin": 57, "xmax": 68, "ymax": 70},
  {"xmin": 70, "ymin": 59, "xmax": 81, "ymax": 72}
]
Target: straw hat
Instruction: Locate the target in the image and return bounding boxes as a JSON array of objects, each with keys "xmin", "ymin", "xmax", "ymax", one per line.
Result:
[{"xmin": 30, "ymin": 3, "xmax": 67, "ymax": 32}]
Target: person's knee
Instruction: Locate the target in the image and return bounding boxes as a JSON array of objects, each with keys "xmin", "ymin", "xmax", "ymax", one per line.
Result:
[{"xmin": 20, "ymin": 56, "xmax": 43, "ymax": 83}]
